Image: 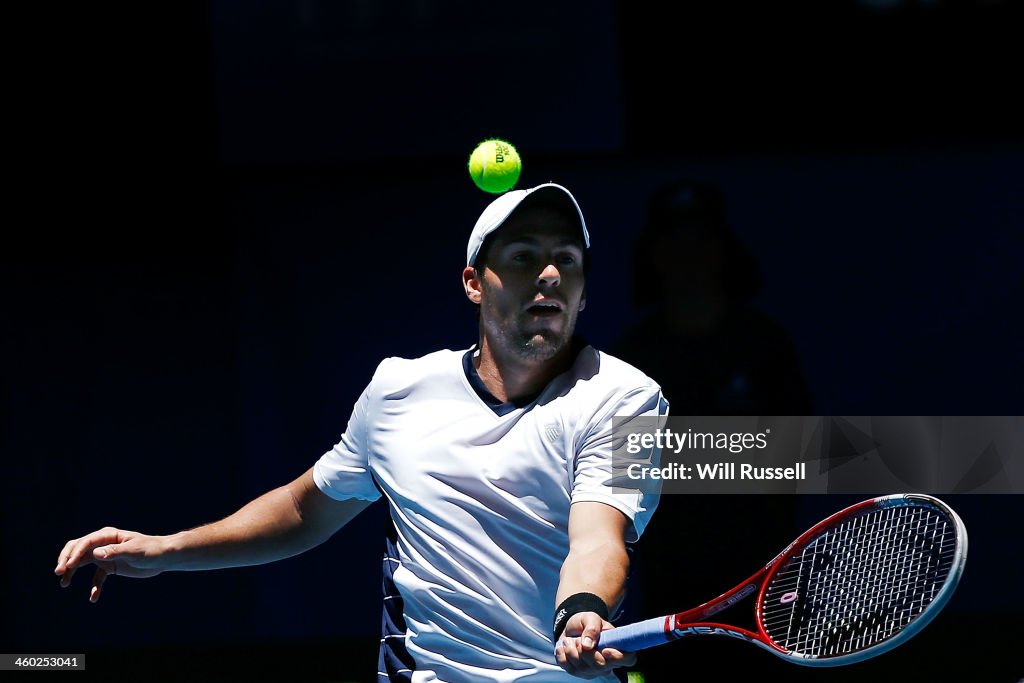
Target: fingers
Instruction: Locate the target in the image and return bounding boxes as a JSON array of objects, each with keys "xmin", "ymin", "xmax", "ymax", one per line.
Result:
[
  {"xmin": 598, "ymin": 646, "xmax": 637, "ymax": 669},
  {"xmin": 556, "ymin": 612, "xmax": 617, "ymax": 677},
  {"xmin": 55, "ymin": 527, "xmax": 126, "ymax": 596},
  {"xmin": 56, "ymin": 538, "xmax": 79, "ymax": 587},
  {"xmin": 56, "ymin": 527, "xmax": 123, "ymax": 575},
  {"xmin": 576, "ymin": 613, "xmax": 604, "ymax": 652},
  {"xmin": 93, "ymin": 544, "xmax": 118, "ymax": 560},
  {"xmin": 593, "ymin": 618, "xmax": 637, "ymax": 668},
  {"xmin": 555, "ymin": 637, "xmax": 605, "ymax": 679},
  {"xmin": 557, "ymin": 635, "xmax": 635, "ymax": 677},
  {"xmin": 89, "ymin": 564, "xmax": 114, "ymax": 604},
  {"xmin": 58, "ymin": 565, "xmax": 78, "ymax": 589},
  {"xmin": 556, "ymin": 612, "xmax": 640, "ymax": 677},
  {"xmin": 55, "ymin": 538, "xmax": 79, "ymax": 577}
]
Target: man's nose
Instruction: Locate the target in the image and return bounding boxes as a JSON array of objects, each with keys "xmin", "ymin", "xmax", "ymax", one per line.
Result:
[{"xmin": 536, "ymin": 263, "xmax": 561, "ymax": 287}]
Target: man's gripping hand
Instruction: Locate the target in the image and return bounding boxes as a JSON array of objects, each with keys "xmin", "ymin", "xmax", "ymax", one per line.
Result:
[
  {"xmin": 554, "ymin": 611, "xmax": 636, "ymax": 679},
  {"xmin": 55, "ymin": 527, "xmax": 169, "ymax": 603}
]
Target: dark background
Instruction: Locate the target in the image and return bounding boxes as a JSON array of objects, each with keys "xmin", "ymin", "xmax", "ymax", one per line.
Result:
[{"xmin": 3, "ymin": 1, "xmax": 1022, "ymax": 681}]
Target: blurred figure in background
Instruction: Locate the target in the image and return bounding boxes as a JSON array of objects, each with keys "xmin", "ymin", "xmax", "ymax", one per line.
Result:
[
  {"xmin": 614, "ymin": 179, "xmax": 812, "ymax": 415},
  {"xmin": 612, "ymin": 180, "xmax": 814, "ymax": 678}
]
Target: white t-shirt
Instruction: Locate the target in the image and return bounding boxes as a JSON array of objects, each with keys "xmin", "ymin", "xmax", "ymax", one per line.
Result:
[{"xmin": 314, "ymin": 345, "xmax": 668, "ymax": 682}]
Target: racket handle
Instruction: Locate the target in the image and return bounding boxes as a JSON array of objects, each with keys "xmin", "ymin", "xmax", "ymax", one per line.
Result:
[{"xmin": 597, "ymin": 616, "xmax": 673, "ymax": 652}]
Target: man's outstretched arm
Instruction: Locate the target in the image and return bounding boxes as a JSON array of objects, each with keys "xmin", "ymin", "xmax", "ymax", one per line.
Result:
[{"xmin": 54, "ymin": 466, "xmax": 372, "ymax": 603}]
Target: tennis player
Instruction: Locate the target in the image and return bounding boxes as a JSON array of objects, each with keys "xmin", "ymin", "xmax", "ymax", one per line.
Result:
[{"xmin": 54, "ymin": 183, "xmax": 669, "ymax": 682}]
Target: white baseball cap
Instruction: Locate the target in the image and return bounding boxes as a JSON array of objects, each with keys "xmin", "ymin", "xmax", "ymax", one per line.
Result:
[{"xmin": 466, "ymin": 183, "xmax": 590, "ymax": 266}]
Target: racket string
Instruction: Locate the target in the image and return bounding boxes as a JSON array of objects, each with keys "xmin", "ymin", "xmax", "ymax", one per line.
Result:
[{"xmin": 760, "ymin": 502, "xmax": 958, "ymax": 659}]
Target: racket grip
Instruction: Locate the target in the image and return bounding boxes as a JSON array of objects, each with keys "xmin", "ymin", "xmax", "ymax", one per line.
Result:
[{"xmin": 597, "ymin": 616, "xmax": 673, "ymax": 652}]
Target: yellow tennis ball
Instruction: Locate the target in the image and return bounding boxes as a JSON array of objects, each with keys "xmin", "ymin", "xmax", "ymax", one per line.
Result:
[{"xmin": 468, "ymin": 139, "xmax": 521, "ymax": 194}]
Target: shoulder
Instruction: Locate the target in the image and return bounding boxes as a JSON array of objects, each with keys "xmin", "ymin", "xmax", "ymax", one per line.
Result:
[
  {"xmin": 577, "ymin": 346, "xmax": 663, "ymax": 393},
  {"xmin": 554, "ymin": 346, "xmax": 667, "ymax": 417},
  {"xmin": 368, "ymin": 347, "xmax": 468, "ymax": 397},
  {"xmin": 374, "ymin": 348, "xmax": 465, "ymax": 376}
]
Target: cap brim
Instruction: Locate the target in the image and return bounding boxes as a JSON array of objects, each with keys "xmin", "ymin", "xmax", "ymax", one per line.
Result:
[{"xmin": 466, "ymin": 183, "xmax": 590, "ymax": 266}]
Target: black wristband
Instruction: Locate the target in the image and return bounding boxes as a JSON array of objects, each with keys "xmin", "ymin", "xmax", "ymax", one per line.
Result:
[{"xmin": 552, "ymin": 592, "xmax": 609, "ymax": 641}]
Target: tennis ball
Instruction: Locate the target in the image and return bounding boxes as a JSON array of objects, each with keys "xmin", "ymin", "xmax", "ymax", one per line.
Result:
[{"xmin": 468, "ymin": 139, "xmax": 521, "ymax": 194}]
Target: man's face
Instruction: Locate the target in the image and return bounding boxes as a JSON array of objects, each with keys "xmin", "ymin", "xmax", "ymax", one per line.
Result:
[{"xmin": 465, "ymin": 205, "xmax": 587, "ymax": 362}]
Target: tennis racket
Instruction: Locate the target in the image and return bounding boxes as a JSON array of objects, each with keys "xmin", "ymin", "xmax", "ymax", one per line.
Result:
[{"xmin": 599, "ymin": 493, "xmax": 967, "ymax": 666}]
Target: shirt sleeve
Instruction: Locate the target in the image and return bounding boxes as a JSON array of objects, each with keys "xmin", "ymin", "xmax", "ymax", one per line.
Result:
[
  {"xmin": 571, "ymin": 384, "xmax": 669, "ymax": 543},
  {"xmin": 312, "ymin": 375, "xmax": 382, "ymax": 502}
]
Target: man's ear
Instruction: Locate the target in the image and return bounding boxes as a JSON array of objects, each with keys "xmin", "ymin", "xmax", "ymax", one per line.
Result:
[
  {"xmin": 463, "ymin": 266, "xmax": 483, "ymax": 304},
  {"xmin": 579, "ymin": 288, "xmax": 587, "ymax": 313}
]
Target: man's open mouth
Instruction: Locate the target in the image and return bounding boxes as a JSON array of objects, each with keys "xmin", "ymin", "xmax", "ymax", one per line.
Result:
[{"xmin": 526, "ymin": 301, "xmax": 563, "ymax": 316}]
